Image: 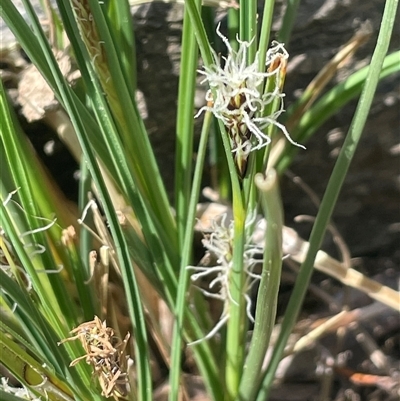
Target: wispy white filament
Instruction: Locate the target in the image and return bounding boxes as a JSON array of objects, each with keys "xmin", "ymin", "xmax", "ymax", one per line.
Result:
[
  {"xmin": 196, "ymin": 24, "xmax": 305, "ymax": 154},
  {"xmin": 186, "ymin": 214, "xmax": 262, "ymax": 344}
]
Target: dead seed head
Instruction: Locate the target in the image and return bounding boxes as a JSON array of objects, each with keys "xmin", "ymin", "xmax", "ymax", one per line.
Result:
[{"xmin": 59, "ymin": 316, "xmax": 130, "ymax": 398}]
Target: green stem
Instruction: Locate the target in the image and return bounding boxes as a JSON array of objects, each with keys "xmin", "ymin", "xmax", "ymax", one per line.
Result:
[
  {"xmin": 258, "ymin": 0, "xmax": 275, "ymax": 69},
  {"xmin": 169, "ymin": 110, "xmax": 222, "ymax": 400},
  {"xmin": 239, "ymin": 169, "xmax": 283, "ymax": 401},
  {"xmin": 240, "ymin": 0, "xmax": 257, "ymax": 59},
  {"xmin": 174, "ymin": 4, "xmax": 199, "ymax": 249},
  {"xmin": 225, "ymin": 198, "xmax": 246, "ymax": 400}
]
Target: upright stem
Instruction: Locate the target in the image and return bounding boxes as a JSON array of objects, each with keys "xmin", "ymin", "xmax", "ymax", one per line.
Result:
[{"xmin": 225, "ymin": 194, "xmax": 246, "ymax": 399}]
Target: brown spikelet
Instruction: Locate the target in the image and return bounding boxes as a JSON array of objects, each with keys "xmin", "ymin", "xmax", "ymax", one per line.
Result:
[{"xmin": 59, "ymin": 316, "xmax": 130, "ymax": 398}]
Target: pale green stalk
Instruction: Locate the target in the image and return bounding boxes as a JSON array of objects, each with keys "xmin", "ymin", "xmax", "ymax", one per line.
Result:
[
  {"xmin": 258, "ymin": 0, "xmax": 275, "ymax": 69},
  {"xmin": 224, "ymin": 201, "xmax": 246, "ymax": 400},
  {"xmin": 239, "ymin": 0, "xmax": 257, "ymax": 57},
  {"xmin": 239, "ymin": 169, "xmax": 283, "ymax": 401},
  {"xmin": 175, "ymin": 4, "xmax": 200, "ymax": 249},
  {"xmin": 170, "ymin": 111, "xmax": 223, "ymax": 401}
]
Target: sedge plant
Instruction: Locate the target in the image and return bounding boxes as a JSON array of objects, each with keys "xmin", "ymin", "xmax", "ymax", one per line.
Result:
[{"xmin": 0, "ymin": 0, "xmax": 399, "ymax": 400}]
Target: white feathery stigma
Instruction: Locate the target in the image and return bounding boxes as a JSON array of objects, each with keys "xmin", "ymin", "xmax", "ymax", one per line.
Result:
[
  {"xmin": 186, "ymin": 213, "xmax": 263, "ymax": 344},
  {"xmin": 195, "ymin": 24, "xmax": 305, "ymax": 157}
]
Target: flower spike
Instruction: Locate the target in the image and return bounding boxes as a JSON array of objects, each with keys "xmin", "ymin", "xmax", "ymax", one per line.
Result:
[{"xmin": 196, "ymin": 24, "xmax": 305, "ymax": 176}]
